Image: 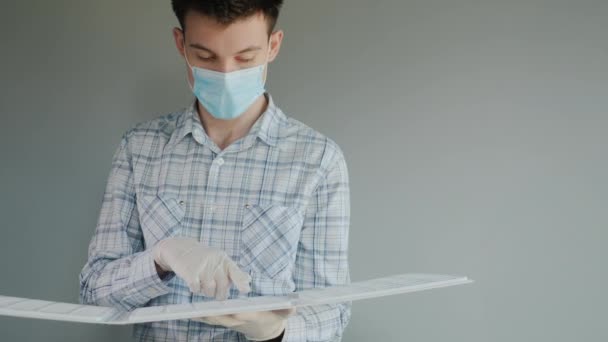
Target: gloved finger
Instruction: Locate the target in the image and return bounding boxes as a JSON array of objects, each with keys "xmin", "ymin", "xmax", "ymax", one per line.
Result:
[
  {"xmin": 213, "ymin": 267, "xmax": 230, "ymax": 301},
  {"xmin": 199, "ymin": 268, "xmax": 217, "ymax": 298},
  {"xmin": 196, "ymin": 314, "xmax": 243, "ymax": 327},
  {"xmin": 192, "ymin": 316, "xmax": 218, "ymax": 325},
  {"xmin": 232, "ymin": 307, "xmax": 296, "ymax": 322},
  {"xmin": 184, "ymin": 273, "xmax": 201, "ymax": 294},
  {"xmin": 232, "ymin": 310, "xmax": 272, "ymax": 322},
  {"xmin": 271, "ymin": 307, "xmax": 296, "ymax": 318},
  {"xmin": 225, "ymin": 260, "xmax": 251, "ymax": 294}
]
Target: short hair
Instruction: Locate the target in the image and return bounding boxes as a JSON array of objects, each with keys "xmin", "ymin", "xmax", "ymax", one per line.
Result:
[{"xmin": 171, "ymin": 0, "xmax": 284, "ymax": 35}]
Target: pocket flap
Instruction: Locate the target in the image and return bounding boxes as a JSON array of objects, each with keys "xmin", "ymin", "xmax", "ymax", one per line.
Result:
[{"xmin": 139, "ymin": 193, "xmax": 186, "ymax": 246}]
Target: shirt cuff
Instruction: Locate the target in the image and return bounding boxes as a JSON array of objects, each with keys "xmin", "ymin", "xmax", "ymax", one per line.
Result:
[
  {"xmin": 120, "ymin": 249, "xmax": 175, "ymax": 310},
  {"xmin": 281, "ymin": 312, "xmax": 306, "ymax": 341}
]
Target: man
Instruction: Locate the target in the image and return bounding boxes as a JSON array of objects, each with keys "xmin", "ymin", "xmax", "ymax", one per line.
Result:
[{"xmin": 79, "ymin": 1, "xmax": 352, "ymax": 341}]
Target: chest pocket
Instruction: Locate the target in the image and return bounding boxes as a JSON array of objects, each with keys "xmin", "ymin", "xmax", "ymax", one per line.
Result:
[
  {"xmin": 139, "ymin": 193, "xmax": 185, "ymax": 248},
  {"xmin": 239, "ymin": 203, "xmax": 304, "ymax": 279}
]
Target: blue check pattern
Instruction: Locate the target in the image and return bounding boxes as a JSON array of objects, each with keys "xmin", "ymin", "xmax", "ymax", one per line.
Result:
[{"xmin": 79, "ymin": 93, "xmax": 352, "ymax": 341}]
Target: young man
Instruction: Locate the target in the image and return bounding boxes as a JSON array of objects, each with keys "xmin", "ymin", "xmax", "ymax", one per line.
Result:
[{"xmin": 79, "ymin": 1, "xmax": 352, "ymax": 341}]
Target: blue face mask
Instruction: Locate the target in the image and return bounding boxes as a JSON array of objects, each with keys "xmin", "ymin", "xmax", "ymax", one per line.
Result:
[{"xmin": 184, "ymin": 41, "xmax": 270, "ymax": 120}]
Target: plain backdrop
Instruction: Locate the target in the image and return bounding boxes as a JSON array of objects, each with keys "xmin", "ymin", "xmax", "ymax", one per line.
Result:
[{"xmin": 1, "ymin": 0, "xmax": 607, "ymax": 341}]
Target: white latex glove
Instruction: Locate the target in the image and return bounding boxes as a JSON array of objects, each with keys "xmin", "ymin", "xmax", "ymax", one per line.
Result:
[
  {"xmin": 152, "ymin": 237, "xmax": 251, "ymax": 300},
  {"xmin": 193, "ymin": 307, "xmax": 296, "ymax": 341}
]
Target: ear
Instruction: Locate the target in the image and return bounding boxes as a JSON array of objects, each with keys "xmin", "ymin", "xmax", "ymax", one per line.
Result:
[
  {"xmin": 267, "ymin": 29, "xmax": 284, "ymax": 63},
  {"xmin": 173, "ymin": 27, "xmax": 186, "ymax": 58}
]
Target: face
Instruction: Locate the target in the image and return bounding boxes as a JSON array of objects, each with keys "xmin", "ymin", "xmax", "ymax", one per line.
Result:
[{"xmin": 173, "ymin": 11, "xmax": 284, "ymax": 86}]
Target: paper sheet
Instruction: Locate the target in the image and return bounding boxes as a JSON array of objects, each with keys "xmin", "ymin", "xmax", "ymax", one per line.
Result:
[{"xmin": 0, "ymin": 273, "xmax": 473, "ymax": 325}]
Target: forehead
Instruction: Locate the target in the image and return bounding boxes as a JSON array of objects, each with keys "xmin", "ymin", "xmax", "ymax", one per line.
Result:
[{"xmin": 184, "ymin": 11, "xmax": 269, "ymax": 52}]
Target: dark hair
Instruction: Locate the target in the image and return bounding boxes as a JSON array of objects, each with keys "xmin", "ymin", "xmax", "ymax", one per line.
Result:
[{"xmin": 171, "ymin": 0, "xmax": 284, "ymax": 34}]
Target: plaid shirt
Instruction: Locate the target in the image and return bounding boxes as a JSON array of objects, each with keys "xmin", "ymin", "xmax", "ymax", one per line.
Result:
[{"xmin": 79, "ymin": 93, "xmax": 352, "ymax": 341}]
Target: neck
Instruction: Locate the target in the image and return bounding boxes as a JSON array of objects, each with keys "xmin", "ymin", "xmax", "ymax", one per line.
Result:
[{"xmin": 197, "ymin": 93, "xmax": 268, "ymax": 150}]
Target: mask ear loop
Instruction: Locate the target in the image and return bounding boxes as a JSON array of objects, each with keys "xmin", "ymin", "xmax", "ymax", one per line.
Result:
[
  {"xmin": 262, "ymin": 37, "xmax": 272, "ymax": 85},
  {"xmin": 183, "ymin": 38, "xmax": 195, "ymax": 91}
]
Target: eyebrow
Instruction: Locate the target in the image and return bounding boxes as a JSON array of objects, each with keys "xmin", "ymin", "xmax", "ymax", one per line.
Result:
[{"xmin": 189, "ymin": 43, "xmax": 262, "ymax": 55}]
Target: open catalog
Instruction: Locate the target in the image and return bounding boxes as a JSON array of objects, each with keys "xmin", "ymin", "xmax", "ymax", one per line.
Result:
[{"xmin": 0, "ymin": 273, "xmax": 473, "ymax": 325}]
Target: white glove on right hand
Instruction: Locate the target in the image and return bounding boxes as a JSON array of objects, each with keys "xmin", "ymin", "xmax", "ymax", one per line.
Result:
[{"xmin": 152, "ymin": 237, "xmax": 251, "ymax": 300}]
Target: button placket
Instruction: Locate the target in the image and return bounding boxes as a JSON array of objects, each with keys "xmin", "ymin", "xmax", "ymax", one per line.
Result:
[
  {"xmin": 207, "ymin": 164, "xmax": 218, "ymax": 214},
  {"xmin": 199, "ymin": 153, "xmax": 224, "ymax": 240},
  {"xmin": 207, "ymin": 154, "xmax": 227, "ymax": 214}
]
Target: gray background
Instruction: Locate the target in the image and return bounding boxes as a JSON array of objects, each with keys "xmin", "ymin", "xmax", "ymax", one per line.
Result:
[{"xmin": 1, "ymin": 0, "xmax": 606, "ymax": 341}]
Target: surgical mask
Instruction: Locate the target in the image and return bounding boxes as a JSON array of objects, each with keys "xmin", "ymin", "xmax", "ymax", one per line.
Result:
[{"xmin": 184, "ymin": 40, "xmax": 270, "ymax": 120}]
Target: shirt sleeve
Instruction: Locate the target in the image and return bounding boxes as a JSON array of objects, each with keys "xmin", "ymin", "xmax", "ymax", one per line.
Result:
[
  {"xmin": 282, "ymin": 142, "xmax": 353, "ymax": 341},
  {"xmin": 78, "ymin": 130, "xmax": 175, "ymax": 311}
]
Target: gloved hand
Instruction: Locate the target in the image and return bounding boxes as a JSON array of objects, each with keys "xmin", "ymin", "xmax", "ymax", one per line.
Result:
[
  {"xmin": 152, "ymin": 237, "xmax": 251, "ymax": 300},
  {"xmin": 193, "ymin": 307, "xmax": 296, "ymax": 341}
]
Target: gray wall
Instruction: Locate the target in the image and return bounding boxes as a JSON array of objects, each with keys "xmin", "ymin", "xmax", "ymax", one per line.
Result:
[{"xmin": 1, "ymin": 0, "xmax": 606, "ymax": 341}]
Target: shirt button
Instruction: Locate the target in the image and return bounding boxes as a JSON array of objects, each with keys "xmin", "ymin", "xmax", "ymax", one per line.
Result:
[
  {"xmin": 178, "ymin": 200, "xmax": 185, "ymax": 206},
  {"xmin": 216, "ymin": 157, "xmax": 224, "ymax": 166}
]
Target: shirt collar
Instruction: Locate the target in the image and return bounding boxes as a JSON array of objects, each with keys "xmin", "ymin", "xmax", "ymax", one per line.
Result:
[{"xmin": 170, "ymin": 92, "xmax": 288, "ymax": 149}]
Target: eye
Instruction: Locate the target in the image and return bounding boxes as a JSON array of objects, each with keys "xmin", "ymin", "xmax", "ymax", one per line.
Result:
[
  {"xmin": 237, "ymin": 54, "xmax": 256, "ymax": 63},
  {"xmin": 236, "ymin": 56, "xmax": 255, "ymax": 63},
  {"xmin": 198, "ymin": 55, "xmax": 214, "ymax": 61}
]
